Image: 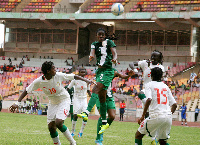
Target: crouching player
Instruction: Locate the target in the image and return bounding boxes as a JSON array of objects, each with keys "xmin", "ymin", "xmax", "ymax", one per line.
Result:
[{"xmin": 135, "ymin": 67, "xmax": 177, "ymax": 145}]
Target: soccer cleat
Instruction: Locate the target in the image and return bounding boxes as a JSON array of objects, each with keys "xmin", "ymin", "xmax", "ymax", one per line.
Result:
[
  {"xmin": 98, "ymin": 123, "xmax": 109, "ymax": 134},
  {"xmin": 71, "ymin": 133, "xmax": 75, "ymax": 138},
  {"xmin": 78, "ymin": 132, "xmax": 83, "ymax": 137},
  {"xmin": 95, "ymin": 139, "xmax": 103, "ymax": 145},
  {"xmin": 77, "ymin": 112, "xmax": 88, "ymax": 121}
]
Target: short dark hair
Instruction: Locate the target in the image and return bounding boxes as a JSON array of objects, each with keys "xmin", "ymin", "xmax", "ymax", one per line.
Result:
[
  {"xmin": 41, "ymin": 61, "xmax": 54, "ymax": 75},
  {"xmin": 152, "ymin": 50, "xmax": 163, "ymax": 64},
  {"xmin": 96, "ymin": 28, "xmax": 106, "ymax": 34},
  {"xmin": 151, "ymin": 67, "xmax": 163, "ymax": 81}
]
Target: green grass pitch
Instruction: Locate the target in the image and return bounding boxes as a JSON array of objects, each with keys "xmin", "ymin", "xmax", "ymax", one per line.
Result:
[{"xmin": 0, "ymin": 112, "xmax": 200, "ymax": 145}]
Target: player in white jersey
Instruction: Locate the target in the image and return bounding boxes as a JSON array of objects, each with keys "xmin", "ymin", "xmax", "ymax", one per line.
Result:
[
  {"xmin": 135, "ymin": 67, "xmax": 177, "ymax": 145},
  {"xmin": 10, "ymin": 61, "xmax": 94, "ymax": 145},
  {"xmin": 68, "ymin": 68, "xmax": 91, "ymax": 138},
  {"xmin": 130, "ymin": 50, "xmax": 165, "ymax": 145}
]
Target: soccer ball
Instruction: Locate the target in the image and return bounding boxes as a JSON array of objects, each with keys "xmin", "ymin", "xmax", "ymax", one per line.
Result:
[{"xmin": 111, "ymin": 3, "xmax": 124, "ymax": 16}]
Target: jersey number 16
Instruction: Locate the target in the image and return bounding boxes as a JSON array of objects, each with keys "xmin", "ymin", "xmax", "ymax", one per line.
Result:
[{"xmin": 154, "ymin": 88, "xmax": 167, "ymax": 105}]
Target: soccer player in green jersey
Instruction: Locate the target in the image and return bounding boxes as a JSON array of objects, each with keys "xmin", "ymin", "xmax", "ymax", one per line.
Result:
[
  {"xmin": 78, "ymin": 28, "xmax": 117, "ymax": 134},
  {"xmin": 95, "ymin": 68, "xmax": 134, "ymax": 145}
]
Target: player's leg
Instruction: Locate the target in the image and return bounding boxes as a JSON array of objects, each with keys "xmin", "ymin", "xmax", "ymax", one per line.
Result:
[
  {"xmin": 78, "ymin": 98, "xmax": 88, "ymax": 137},
  {"xmin": 158, "ymin": 139, "xmax": 168, "ymax": 145},
  {"xmin": 77, "ymin": 86, "xmax": 99, "ymax": 119},
  {"xmin": 71, "ymin": 97, "xmax": 79, "ymax": 137},
  {"xmin": 107, "ymin": 97, "xmax": 116, "ymax": 126},
  {"xmin": 71, "ymin": 114, "xmax": 78, "ymax": 137},
  {"xmin": 48, "ymin": 121, "xmax": 61, "ymax": 145},
  {"xmin": 135, "ymin": 130, "xmax": 145, "ymax": 145},
  {"xmin": 56, "ymin": 100, "xmax": 76, "ymax": 145},
  {"xmin": 95, "ymin": 117, "xmax": 103, "ymax": 145},
  {"xmin": 70, "ymin": 104, "xmax": 74, "ymax": 122}
]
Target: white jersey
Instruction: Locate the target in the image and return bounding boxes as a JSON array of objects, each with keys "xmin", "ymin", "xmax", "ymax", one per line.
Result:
[
  {"xmin": 145, "ymin": 81, "xmax": 176, "ymax": 116},
  {"xmin": 138, "ymin": 60, "xmax": 165, "ymax": 87},
  {"xmin": 68, "ymin": 79, "xmax": 90, "ymax": 98},
  {"xmin": 26, "ymin": 72, "xmax": 75, "ymax": 104}
]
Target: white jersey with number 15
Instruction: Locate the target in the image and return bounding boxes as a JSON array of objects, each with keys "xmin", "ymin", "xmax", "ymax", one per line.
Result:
[{"xmin": 145, "ymin": 81, "xmax": 176, "ymax": 116}]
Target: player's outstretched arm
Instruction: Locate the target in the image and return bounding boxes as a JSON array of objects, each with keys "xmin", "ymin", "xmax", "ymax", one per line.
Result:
[
  {"xmin": 111, "ymin": 47, "xmax": 117, "ymax": 64},
  {"xmin": 115, "ymin": 70, "xmax": 134, "ymax": 79},
  {"xmin": 171, "ymin": 103, "xmax": 177, "ymax": 114},
  {"xmin": 74, "ymin": 75, "xmax": 96, "ymax": 85},
  {"xmin": 9, "ymin": 90, "xmax": 28, "ymax": 113},
  {"xmin": 138, "ymin": 98, "xmax": 151, "ymax": 125}
]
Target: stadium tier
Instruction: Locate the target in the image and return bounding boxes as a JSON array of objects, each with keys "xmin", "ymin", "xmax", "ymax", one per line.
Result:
[{"xmin": 0, "ymin": 0, "xmax": 21, "ymax": 12}]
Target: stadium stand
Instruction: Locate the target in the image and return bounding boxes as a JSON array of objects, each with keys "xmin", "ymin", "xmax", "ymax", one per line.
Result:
[{"xmin": 0, "ymin": 0, "xmax": 21, "ymax": 12}]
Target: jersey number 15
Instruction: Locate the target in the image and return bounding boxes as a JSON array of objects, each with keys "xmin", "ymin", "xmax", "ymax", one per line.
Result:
[{"xmin": 154, "ymin": 88, "xmax": 167, "ymax": 105}]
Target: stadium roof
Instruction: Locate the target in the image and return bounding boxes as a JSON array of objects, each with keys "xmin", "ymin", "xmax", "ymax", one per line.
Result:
[{"xmin": 0, "ymin": 12, "xmax": 200, "ymax": 28}]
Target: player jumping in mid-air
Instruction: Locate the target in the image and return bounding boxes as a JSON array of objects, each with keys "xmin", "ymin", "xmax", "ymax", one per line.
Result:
[
  {"xmin": 10, "ymin": 61, "xmax": 94, "ymax": 145},
  {"xmin": 129, "ymin": 50, "xmax": 165, "ymax": 145},
  {"xmin": 95, "ymin": 68, "xmax": 134, "ymax": 145},
  {"xmin": 78, "ymin": 28, "xmax": 117, "ymax": 134},
  {"xmin": 68, "ymin": 68, "xmax": 91, "ymax": 138},
  {"xmin": 135, "ymin": 67, "xmax": 177, "ymax": 145}
]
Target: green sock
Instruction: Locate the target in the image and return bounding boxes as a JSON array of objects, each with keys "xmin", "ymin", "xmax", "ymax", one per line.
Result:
[
  {"xmin": 87, "ymin": 93, "xmax": 98, "ymax": 112},
  {"xmin": 135, "ymin": 139, "xmax": 142, "ymax": 145},
  {"xmin": 96, "ymin": 117, "xmax": 102, "ymax": 140},
  {"xmin": 166, "ymin": 143, "xmax": 170, "ymax": 145},
  {"xmin": 100, "ymin": 102, "xmax": 107, "ymax": 124},
  {"xmin": 71, "ymin": 114, "xmax": 74, "ymax": 122},
  {"xmin": 107, "ymin": 118, "xmax": 113, "ymax": 126},
  {"xmin": 138, "ymin": 93, "xmax": 146, "ymax": 100},
  {"xmin": 50, "ymin": 131, "xmax": 58, "ymax": 138},
  {"xmin": 58, "ymin": 125, "xmax": 67, "ymax": 133}
]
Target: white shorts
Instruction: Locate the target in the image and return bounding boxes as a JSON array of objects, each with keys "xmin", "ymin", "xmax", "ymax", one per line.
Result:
[
  {"xmin": 138, "ymin": 114, "xmax": 172, "ymax": 140},
  {"xmin": 47, "ymin": 98, "xmax": 71, "ymax": 124},
  {"xmin": 73, "ymin": 97, "xmax": 87, "ymax": 114}
]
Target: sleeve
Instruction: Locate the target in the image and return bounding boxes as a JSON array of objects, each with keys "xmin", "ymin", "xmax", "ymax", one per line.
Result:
[
  {"xmin": 91, "ymin": 42, "xmax": 95, "ymax": 49},
  {"xmin": 58, "ymin": 72, "xmax": 75, "ymax": 82},
  {"xmin": 87, "ymin": 84, "xmax": 90, "ymax": 90},
  {"xmin": 68, "ymin": 80, "xmax": 75, "ymax": 89},
  {"xmin": 107, "ymin": 40, "xmax": 116, "ymax": 48},
  {"xmin": 167, "ymin": 87, "xmax": 176, "ymax": 106},
  {"xmin": 145, "ymin": 83, "xmax": 152, "ymax": 99},
  {"xmin": 138, "ymin": 60, "xmax": 147, "ymax": 71},
  {"xmin": 26, "ymin": 78, "xmax": 40, "ymax": 93}
]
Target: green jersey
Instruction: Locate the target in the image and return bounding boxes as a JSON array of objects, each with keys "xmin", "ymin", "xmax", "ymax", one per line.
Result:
[
  {"xmin": 91, "ymin": 39, "xmax": 116, "ymax": 68},
  {"xmin": 64, "ymin": 85, "xmax": 74, "ymax": 102}
]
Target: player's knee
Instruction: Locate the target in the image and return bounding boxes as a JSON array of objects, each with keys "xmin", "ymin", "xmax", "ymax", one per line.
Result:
[
  {"xmin": 138, "ymin": 91, "xmax": 144, "ymax": 95},
  {"xmin": 135, "ymin": 131, "xmax": 143, "ymax": 139},
  {"xmin": 109, "ymin": 114, "xmax": 115, "ymax": 121},
  {"xmin": 159, "ymin": 139, "xmax": 166, "ymax": 145},
  {"xmin": 48, "ymin": 125, "xmax": 56, "ymax": 133}
]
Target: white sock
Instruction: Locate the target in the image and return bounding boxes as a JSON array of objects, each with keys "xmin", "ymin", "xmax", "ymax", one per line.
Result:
[
  {"xmin": 71, "ymin": 120, "xmax": 77, "ymax": 133},
  {"xmin": 151, "ymin": 137, "xmax": 155, "ymax": 141},
  {"xmin": 63, "ymin": 128, "xmax": 76, "ymax": 144},
  {"xmin": 85, "ymin": 110, "xmax": 90, "ymax": 115},
  {"xmin": 80, "ymin": 121, "xmax": 87, "ymax": 133},
  {"xmin": 52, "ymin": 135, "xmax": 61, "ymax": 145}
]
